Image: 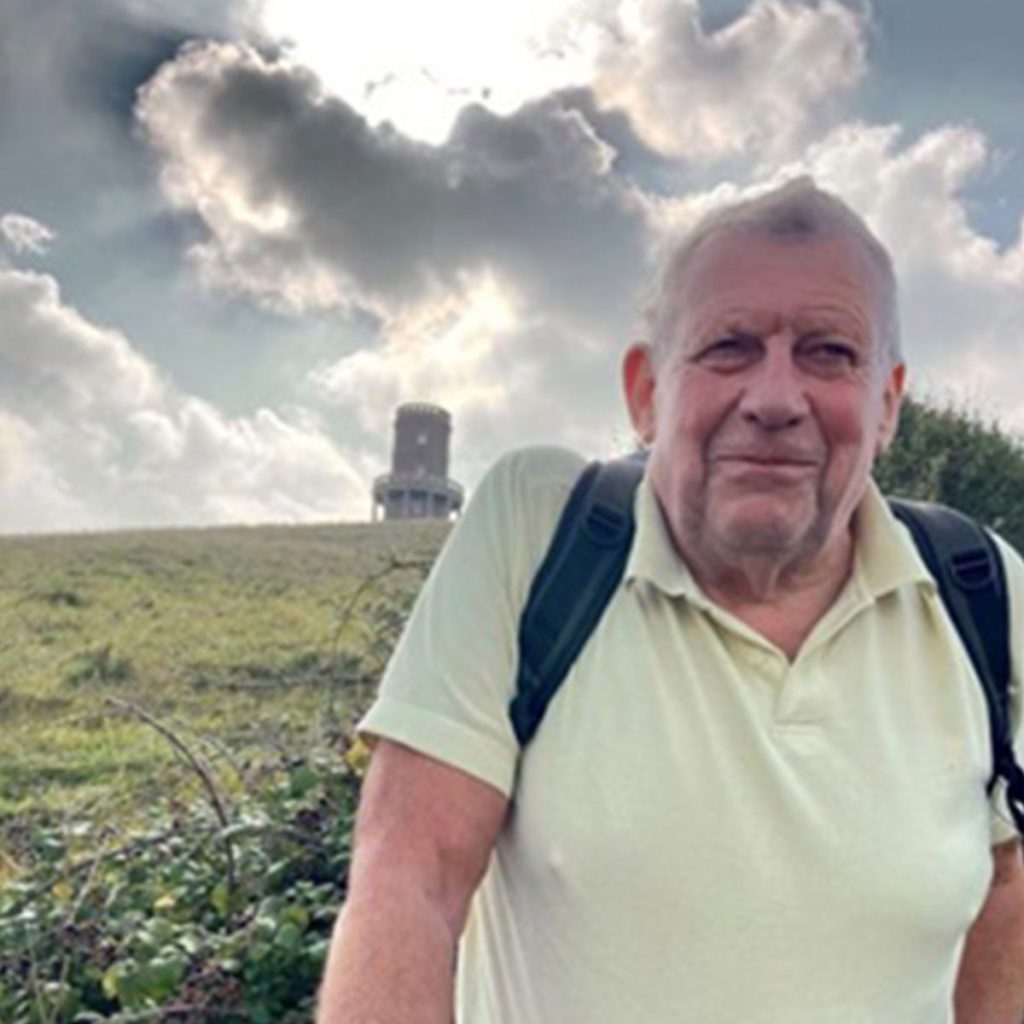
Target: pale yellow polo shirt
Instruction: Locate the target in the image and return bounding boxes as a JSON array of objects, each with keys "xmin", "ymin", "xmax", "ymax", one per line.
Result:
[{"xmin": 359, "ymin": 446, "xmax": 1024, "ymax": 1024}]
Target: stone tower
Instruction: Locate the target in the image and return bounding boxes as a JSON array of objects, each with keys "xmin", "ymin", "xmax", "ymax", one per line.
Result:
[{"xmin": 372, "ymin": 403, "xmax": 464, "ymax": 521}]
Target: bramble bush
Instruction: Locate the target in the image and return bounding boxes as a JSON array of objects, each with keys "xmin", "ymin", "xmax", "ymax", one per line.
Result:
[{"xmin": 0, "ymin": 739, "xmax": 369, "ymax": 1023}]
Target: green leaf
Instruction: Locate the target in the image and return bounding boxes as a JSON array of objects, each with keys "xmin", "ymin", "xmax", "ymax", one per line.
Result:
[
  {"xmin": 282, "ymin": 904, "xmax": 310, "ymax": 931},
  {"xmin": 210, "ymin": 880, "xmax": 230, "ymax": 917},
  {"xmin": 101, "ymin": 962, "xmax": 125, "ymax": 1000},
  {"xmin": 251, "ymin": 1004, "xmax": 273, "ymax": 1024},
  {"xmin": 147, "ymin": 953, "xmax": 187, "ymax": 997},
  {"xmin": 51, "ymin": 880, "xmax": 74, "ymax": 904},
  {"xmin": 288, "ymin": 764, "xmax": 319, "ymax": 798},
  {"xmin": 273, "ymin": 921, "xmax": 302, "ymax": 950},
  {"xmin": 249, "ymin": 941, "xmax": 271, "ymax": 963}
]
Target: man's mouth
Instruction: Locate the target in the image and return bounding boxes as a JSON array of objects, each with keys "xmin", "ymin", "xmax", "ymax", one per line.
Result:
[
  {"xmin": 713, "ymin": 454, "xmax": 821, "ymax": 467},
  {"xmin": 709, "ymin": 454, "xmax": 823, "ymax": 487}
]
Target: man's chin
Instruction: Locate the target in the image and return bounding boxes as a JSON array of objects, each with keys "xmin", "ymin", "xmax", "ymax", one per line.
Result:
[
  {"xmin": 719, "ymin": 525, "xmax": 801, "ymax": 555},
  {"xmin": 712, "ymin": 508, "xmax": 815, "ymax": 556}
]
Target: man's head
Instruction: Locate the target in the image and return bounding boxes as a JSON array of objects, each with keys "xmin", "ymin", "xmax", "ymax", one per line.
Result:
[{"xmin": 623, "ymin": 177, "xmax": 906, "ymax": 575}]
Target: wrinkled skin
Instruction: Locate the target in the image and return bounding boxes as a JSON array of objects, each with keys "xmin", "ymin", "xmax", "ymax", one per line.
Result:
[{"xmin": 624, "ymin": 227, "xmax": 905, "ymax": 604}]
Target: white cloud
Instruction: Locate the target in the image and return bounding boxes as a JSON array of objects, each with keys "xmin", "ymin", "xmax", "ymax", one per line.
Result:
[
  {"xmin": 592, "ymin": 0, "xmax": 868, "ymax": 162},
  {"xmin": 310, "ymin": 271, "xmax": 532, "ymax": 427},
  {"xmin": 307, "ymin": 265, "xmax": 633, "ymax": 484},
  {"xmin": 1, "ymin": 212, "xmax": 56, "ymax": 255},
  {"xmin": 0, "ymin": 268, "xmax": 370, "ymax": 533}
]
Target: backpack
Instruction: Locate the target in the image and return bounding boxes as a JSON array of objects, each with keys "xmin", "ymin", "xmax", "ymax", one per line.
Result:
[{"xmin": 509, "ymin": 455, "xmax": 1024, "ymax": 835}]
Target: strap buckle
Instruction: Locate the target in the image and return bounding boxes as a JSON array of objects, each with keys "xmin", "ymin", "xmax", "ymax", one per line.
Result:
[
  {"xmin": 949, "ymin": 547, "xmax": 996, "ymax": 590},
  {"xmin": 583, "ymin": 501, "xmax": 629, "ymax": 546}
]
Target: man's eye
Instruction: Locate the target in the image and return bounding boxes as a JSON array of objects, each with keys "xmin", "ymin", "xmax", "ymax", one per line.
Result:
[
  {"xmin": 698, "ymin": 336, "xmax": 758, "ymax": 366},
  {"xmin": 799, "ymin": 340, "xmax": 858, "ymax": 372}
]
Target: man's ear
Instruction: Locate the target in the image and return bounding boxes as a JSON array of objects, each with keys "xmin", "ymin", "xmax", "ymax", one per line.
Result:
[
  {"xmin": 622, "ymin": 342, "xmax": 657, "ymax": 445},
  {"xmin": 875, "ymin": 362, "xmax": 906, "ymax": 457}
]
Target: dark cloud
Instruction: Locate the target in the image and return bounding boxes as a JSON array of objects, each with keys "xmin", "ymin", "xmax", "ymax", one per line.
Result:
[
  {"xmin": 0, "ymin": 0, "xmax": 312, "ymax": 415},
  {"xmin": 0, "ymin": 0, "xmax": 244, "ymax": 190},
  {"xmin": 137, "ymin": 42, "xmax": 652, "ymax": 341}
]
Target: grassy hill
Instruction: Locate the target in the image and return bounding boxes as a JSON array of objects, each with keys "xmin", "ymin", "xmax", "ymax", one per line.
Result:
[{"xmin": 0, "ymin": 518, "xmax": 448, "ymax": 871}]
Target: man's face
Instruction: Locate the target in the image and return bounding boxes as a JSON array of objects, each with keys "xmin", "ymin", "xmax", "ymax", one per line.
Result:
[{"xmin": 625, "ymin": 228, "xmax": 905, "ymax": 566}]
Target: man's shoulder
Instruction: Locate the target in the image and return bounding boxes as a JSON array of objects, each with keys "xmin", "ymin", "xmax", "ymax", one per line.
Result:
[
  {"xmin": 446, "ymin": 446, "xmax": 590, "ymax": 597},
  {"xmin": 991, "ymin": 532, "xmax": 1024, "ymax": 581},
  {"xmin": 990, "ymin": 532, "xmax": 1024, "ymax": 637},
  {"xmin": 475, "ymin": 445, "xmax": 588, "ymax": 526},
  {"xmin": 485, "ymin": 445, "xmax": 589, "ymax": 491}
]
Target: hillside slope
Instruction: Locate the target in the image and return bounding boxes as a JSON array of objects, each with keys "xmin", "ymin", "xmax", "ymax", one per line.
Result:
[{"xmin": 0, "ymin": 519, "xmax": 448, "ymax": 830}]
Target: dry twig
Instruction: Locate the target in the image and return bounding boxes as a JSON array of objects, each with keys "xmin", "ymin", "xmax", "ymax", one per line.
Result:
[{"xmin": 103, "ymin": 697, "xmax": 237, "ymax": 904}]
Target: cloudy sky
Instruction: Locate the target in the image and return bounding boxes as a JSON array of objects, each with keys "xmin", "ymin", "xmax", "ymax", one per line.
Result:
[{"xmin": 2, "ymin": 0, "xmax": 1023, "ymax": 534}]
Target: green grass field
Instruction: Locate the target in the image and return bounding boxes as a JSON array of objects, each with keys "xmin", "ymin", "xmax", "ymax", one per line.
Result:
[{"xmin": 0, "ymin": 519, "xmax": 448, "ymax": 880}]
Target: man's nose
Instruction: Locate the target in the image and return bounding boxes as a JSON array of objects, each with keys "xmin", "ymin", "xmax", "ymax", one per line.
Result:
[{"xmin": 737, "ymin": 340, "xmax": 809, "ymax": 430}]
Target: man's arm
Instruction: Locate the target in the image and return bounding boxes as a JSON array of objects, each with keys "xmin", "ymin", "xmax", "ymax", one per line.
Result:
[
  {"xmin": 955, "ymin": 838, "xmax": 1024, "ymax": 1023},
  {"xmin": 316, "ymin": 739, "xmax": 509, "ymax": 1024}
]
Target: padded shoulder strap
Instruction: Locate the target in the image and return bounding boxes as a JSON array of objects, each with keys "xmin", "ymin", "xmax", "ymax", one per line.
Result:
[
  {"xmin": 509, "ymin": 456, "xmax": 645, "ymax": 746},
  {"xmin": 889, "ymin": 498, "xmax": 1024, "ymax": 833}
]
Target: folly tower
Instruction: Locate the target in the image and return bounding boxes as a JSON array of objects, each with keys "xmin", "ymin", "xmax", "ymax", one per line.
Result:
[{"xmin": 372, "ymin": 403, "xmax": 464, "ymax": 521}]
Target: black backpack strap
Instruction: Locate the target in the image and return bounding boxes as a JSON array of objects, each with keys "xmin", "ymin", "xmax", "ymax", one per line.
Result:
[
  {"xmin": 509, "ymin": 456, "xmax": 645, "ymax": 747},
  {"xmin": 889, "ymin": 498, "xmax": 1024, "ymax": 833}
]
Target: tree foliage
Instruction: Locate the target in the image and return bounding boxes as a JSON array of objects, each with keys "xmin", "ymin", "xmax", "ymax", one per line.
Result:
[{"xmin": 875, "ymin": 396, "xmax": 1024, "ymax": 551}]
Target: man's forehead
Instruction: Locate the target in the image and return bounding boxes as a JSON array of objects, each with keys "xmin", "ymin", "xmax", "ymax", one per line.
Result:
[
  {"xmin": 692, "ymin": 305, "xmax": 872, "ymax": 337},
  {"xmin": 674, "ymin": 228, "xmax": 885, "ymax": 329},
  {"xmin": 682, "ymin": 227, "xmax": 878, "ymax": 289}
]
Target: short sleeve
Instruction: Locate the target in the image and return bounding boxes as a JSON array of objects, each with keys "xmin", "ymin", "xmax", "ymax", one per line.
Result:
[
  {"xmin": 989, "ymin": 534, "xmax": 1024, "ymax": 846},
  {"xmin": 358, "ymin": 446, "xmax": 585, "ymax": 797}
]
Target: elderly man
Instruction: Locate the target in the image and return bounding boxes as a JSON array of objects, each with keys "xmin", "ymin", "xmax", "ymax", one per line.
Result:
[{"xmin": 316, "ymin": 179, "xmax": 1024, "ymax": 1022}]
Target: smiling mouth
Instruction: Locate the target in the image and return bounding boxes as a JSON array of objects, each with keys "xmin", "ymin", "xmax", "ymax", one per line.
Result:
[
  {"xmin": 714, "ymin": 455, "xmax": 821, "ymax": 467},
  {"xmin": 711, "ymin": 456, "xmax": 821, "ymax": 485}
]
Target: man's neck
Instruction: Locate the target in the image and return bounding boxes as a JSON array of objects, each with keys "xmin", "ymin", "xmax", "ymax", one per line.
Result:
[{"xmin": 682, "ymin": 529, "xmax": 855, "ymax": 660}]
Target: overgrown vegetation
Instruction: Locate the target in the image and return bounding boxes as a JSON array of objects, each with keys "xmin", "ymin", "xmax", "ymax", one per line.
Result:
[
  {"xmin": 0, "ymin": 740, "xmax": 363, "ymax": 1023},
  {"xmin": 0, "ymin": 518, "xmax": 446, "ymax": 1022}
]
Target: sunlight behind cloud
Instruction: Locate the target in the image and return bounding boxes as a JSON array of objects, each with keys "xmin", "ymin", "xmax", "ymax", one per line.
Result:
[
  {"xmin": 258, "ymin": 0, "xmax": 600, "ymax": 143},
  {"xmin": 310, "ymin": 270, "xmax": 523, "ymax": 425}
]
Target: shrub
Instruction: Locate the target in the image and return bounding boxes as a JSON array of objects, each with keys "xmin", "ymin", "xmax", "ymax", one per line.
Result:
[{"xmin": 0, "ymin": 744, "xmax": 364, "ymax": 1023}]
